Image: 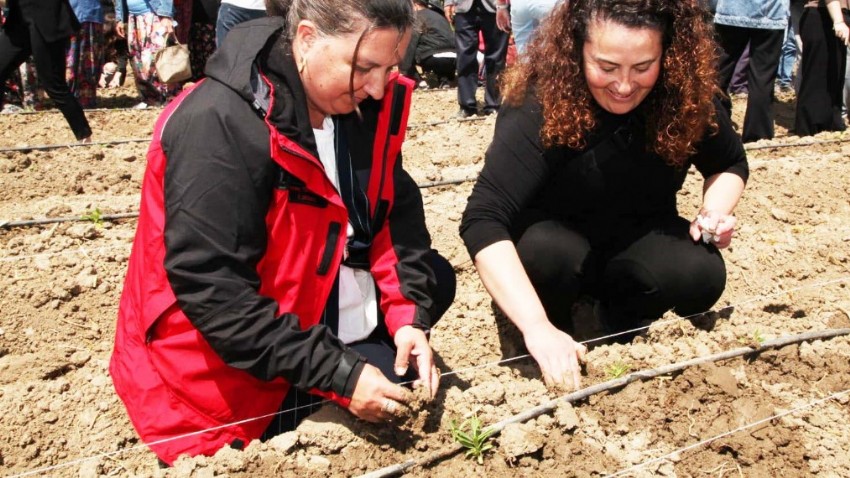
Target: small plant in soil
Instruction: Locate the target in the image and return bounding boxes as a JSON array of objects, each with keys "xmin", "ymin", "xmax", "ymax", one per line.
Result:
[
  {"xmin": 606, "ymin": 361, "xmax": 631, "ymax": 379},
  {"xmin": 81, "ymin": 208, "xmax": 104, "ymax": 227},
  {"xmin": 450, "ymin": 415, "xmax": 495, "ymax": 464},
  {"xmin": 738, "ymin": 329, "xmax": 766, "ymax": 348}
]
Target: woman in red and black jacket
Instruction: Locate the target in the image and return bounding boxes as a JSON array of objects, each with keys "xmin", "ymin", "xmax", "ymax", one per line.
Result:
[{"xmin": 110, "ymin": 0, "xmax": 455, "ymax": 464}]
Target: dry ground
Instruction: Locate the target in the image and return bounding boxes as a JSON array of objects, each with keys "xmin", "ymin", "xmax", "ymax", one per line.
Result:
[{"xmin": 1, "ymin": 86, "xmax": 849, "ymax": 477}]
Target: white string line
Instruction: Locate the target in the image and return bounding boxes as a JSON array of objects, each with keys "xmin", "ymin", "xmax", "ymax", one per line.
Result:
[
  {"xmin": 604, "ymin": 388, "xmax": 850, "ymax": 478},
  {"xmin": 7, "ymin": 277, "xmax": 849, "ymax": 476},
  {"xmin": 6, "ymin": 401, "xmax": 324, "ymax": 478},
  {"xmin": 0, "ymin": 244, "xmax": 131, "ymax": 263},
  {"xmin": 440, "ymin": 275, "xmax": 850, "ymax": 379}
]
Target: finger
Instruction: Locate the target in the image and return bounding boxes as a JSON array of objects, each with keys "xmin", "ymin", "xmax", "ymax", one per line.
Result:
[
  {"xmin": 542, "ymin": 370, "xmax": 555, "ymax": 388},
  {"xmin": 571, "ymin": 359, "xmax": 582, "ymax": 391},
  {"xmin": 688, "ymin": 222, "xmax": 702, "ymax": 242},
  {"xmin": 384, "ymin": 383, "xmax": 413, "ymax": 404},
  {"xmin": 413, "ymin": 346, "xmax": 433, "ymax": 393},
  {"xmin": 576, "ymin": 343, "xmax": 588, "ymax": 364},
  {"xmin": 430, "ymin": 365, "xmax": 440, "ymax": 399},
  {"xmin": 394, "ymin": 340, "xmax": 414, "ymax": 377}
]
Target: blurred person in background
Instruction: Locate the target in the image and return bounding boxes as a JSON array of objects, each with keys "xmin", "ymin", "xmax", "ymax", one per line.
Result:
[
  {"xmin": 714, "ymin": 0, "xmax": 789, "ymax": 142},
  {"xmin": 0, "ymin": 0, "xmax": 92, "ymax": 140},
  {"xmin": 795, "ymin": 0, "xmax": 850, "ymax": 135},
  {"xmin": 67, "ymin": 0, "xmax": 105, "ymax": 108},
  {"xmin": 461, "ymin": 0, "xmax": 747, "ymax": 391},
  {"xmin": 400, "ymin": 0, "xmax": 456, "ymax": 88},
  {"xmin": 114, "ymin": 0, "xmax": 182, "ymax": 108},
  {"xmin": 444, "ymin": 0, "xmax": 509, "ymax": 117},
  {"xmin": 111, "ymin": 0, "xmax": 455, "ymax": 465},
  {"xmin": 494, "ymin": 0, "xmax": 561, "ymax": 55}
]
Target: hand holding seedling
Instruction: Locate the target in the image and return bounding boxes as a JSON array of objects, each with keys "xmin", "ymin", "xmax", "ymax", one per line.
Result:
[
  {"xmin": 524, "ymin": 323, "xmax": 587, "ymax": 391},
  {"xmin": 349, "ymin": 364, "xmax": 413, "ymax": 422},
  {"xmin": 394, "ymin": 325, "xmax": 440, "ymax": 399},
  {"xmin": 689, "ymin": 209, "xmax": 737, "ymax": 249}
]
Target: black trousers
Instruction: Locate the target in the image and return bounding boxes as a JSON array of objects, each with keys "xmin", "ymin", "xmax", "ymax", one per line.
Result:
[
  {"xmin": 515, "ymin": 216, "xmax": 726, "ymax": 334},
  {"xmin": 795, "ymin": 7, "xmax": 849, "ymax": 136},
  {"xmin": 716, "ymin": 24, "xmax": 784, "ymax": 142},
  {"xmin": 0, "ymin": 24, "xmax": 92, "ymax": 140},
  {"xmin": 261, "ymin": 250, "xmax": 456, "ymax": 438},
  {"xmin": 454, "ymin": 0, "xmax": 508, "ymax": 114},
  {"xmin": 421, "ymin": 55, "xmax": 457, "ymax": 81}
]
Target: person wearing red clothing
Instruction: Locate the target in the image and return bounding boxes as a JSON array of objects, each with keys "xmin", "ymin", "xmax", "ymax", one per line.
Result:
[{"xmin": 110, "ymin": 0, "xmax": 455, "ymax": 464}]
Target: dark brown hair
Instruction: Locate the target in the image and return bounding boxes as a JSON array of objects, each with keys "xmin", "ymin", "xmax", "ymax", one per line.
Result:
[
  {"xmin": 266, "ymin": 0, "xmax": 414, "ymax": 113},
  {"xmin": 502, "ymin": 0, "xmax": 718, "ymax": 167}
]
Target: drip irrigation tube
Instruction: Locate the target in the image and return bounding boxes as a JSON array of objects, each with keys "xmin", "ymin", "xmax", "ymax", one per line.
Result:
[
  {"xmin": 0, "ymin": 178, "xmax": 475, "ymax": 229},
  {"xmin": 1, "ymin": 121, "xmax": 844, "ymax": 154},
  {"xmin": 744, "ymin": 137, "xmax": 849, "ymax": 151},
  {"xmin": 357, "ymin": 327, "xmax": 850, "ymax": 478},
  {"xmin": 0, "ymin": 212, "xmax": 139, "ymax": 229},
  {"xmin": 0, "ymin": 138, "xmax": 149, "ymax": 153}
]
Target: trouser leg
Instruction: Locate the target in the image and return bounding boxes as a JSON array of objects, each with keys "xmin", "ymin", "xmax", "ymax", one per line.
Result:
[
  {"xmin": 742, "ymin": 28, "xmax": 783, "ymax": 142},
  {"xmin": 454, "ymin": 9, "xmax": 481, "ymax": 113},
  {"xmin": 29, "ymin": 28, "xmax": 92, "ymax": 139},
  {"xmin": 515, "ymin": 219, "xmax": 593, "ymax": 332},
  {"xmin": 715, "ymin": 24, "xmax": 750, "ymax": 117},
  {"xmin": 479, "ymin": 8, "xmax": 508, "ymax": 112},
  {"xmin": 600, "ymin": 217, "xmax": 726, "ymax": 332}
]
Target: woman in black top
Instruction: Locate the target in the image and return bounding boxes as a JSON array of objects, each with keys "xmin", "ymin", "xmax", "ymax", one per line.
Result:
[{"xmin": 460, "ymin": 0, "xmax": 748, "ymax": 391}]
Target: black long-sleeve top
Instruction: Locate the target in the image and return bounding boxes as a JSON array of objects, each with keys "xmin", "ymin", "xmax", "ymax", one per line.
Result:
[{"xmin": 460, "ymin": 94, "xmax": 749, "ymax": 258}]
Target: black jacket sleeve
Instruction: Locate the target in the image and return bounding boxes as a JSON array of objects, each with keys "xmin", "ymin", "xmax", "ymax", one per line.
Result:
[
  {"xmin": 385, "ymin": 155, "xmax": 439, "ymax": 329},
  {"xmin": 160, "ymin": 82, "xmax": 363, "ymax": 398},
  {"xmin": 460, "ymin": 95, "xmax": 550, "ymax": 259}
]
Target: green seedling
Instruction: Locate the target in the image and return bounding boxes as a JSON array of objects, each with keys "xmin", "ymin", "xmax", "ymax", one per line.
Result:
[
  {"xmin": 450, "ymin": 415, "xmax": 495, "ymax": 464},
  {"xmin": 606, "ymin": 361, "xmax": 631, "ymax": 379},
  {"xmin": 738, "ymin": 329, "xmax": 765, "ymax": 348},
  {"xmin": 81, "ymin": 208, "xmax": 104, "ymax": 227}
]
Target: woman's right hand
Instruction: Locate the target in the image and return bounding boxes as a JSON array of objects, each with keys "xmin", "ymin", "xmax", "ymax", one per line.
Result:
[
  {"xmin": 835, "ymin": 22, "xmax": 850, "ymax": 46},
  {"xmin": 116, "ymin": 22, "xmax": 126, "ymax": 39},
  {"xmin": 348, "ymin": 364, "xmax": 413, "ymax": 422},
  {"xmin": 523, "ymin": 323, "xmax": 587, "ymax": 391}
]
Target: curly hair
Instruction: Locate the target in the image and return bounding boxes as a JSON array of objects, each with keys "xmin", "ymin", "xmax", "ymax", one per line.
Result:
[{"xmin": 502, "ymin": 0, "xmax": 719, "ymax": 167}]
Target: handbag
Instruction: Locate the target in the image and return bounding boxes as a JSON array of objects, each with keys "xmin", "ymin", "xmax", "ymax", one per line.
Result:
[{"xmin": 153, "ymin": 35, "xmax": 192, "ymax": 84}]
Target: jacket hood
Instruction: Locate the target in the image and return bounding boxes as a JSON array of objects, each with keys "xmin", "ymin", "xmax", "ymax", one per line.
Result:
[
  {"xmin": 204, "ymin": 16, "xmax": 318, "ymax": 158},
  {"xmin": 204, "ymin": 17, "xmax": 286, "ymax": 103}
]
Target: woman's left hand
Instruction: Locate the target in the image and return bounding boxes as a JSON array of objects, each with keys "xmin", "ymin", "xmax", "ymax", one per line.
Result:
[
  {"xmin": 690, "ymin": 209, "xmax": 737, "ymax": 249},
  {"xmin": 834, "ymin": 22, "xmax": 850, "ymax": 46},
  {"xmin": 394, "ymin": 325, "xmax": 439, "ymax": 399}
]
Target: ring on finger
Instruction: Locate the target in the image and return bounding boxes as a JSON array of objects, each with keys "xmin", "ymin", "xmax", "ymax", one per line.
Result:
[{"xmin": 382, "ymin": 398, "xmax": 397, "ymax": 415}]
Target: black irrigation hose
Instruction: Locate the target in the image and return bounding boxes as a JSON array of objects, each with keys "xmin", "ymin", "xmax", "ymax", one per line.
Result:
[
  {"xmin": 0, "ymin": 179, "xmax": 476, "ymax": 230},
  {"xmin": 0, "ymin": 212, "xmax": 139, "ymax": 229},
  {"xmin": 358, "ymin": 327, "xmax": 850, "ymax": 478},
  {"xmin": 0, "ymin": 138, "xmax": 149, "ymax": 153},
  {"xmin": 0, "ymin": 115, "xmax": 850, "ymax": 153},
  {"xmin": 0, "ymin": 116, "xmax": 490, "ymax": 153},
  {"xmin": 744, "ymin": 137, "xmax": 848, "ymax": 151},
  {"xmin": 14, "ymin": 106, "xmax": 163, "ymax": 115}
]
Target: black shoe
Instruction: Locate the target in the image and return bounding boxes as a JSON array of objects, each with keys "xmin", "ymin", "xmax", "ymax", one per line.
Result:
[
  {"xmin": 480, "ymin": 108, "xmax": 497, "ymax": 116},
  {"xmin": 457, "ymin": 108, "xmax": 476, "ymax": 119}
]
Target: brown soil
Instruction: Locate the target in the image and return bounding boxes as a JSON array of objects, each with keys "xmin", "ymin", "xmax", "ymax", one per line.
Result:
[{"xmin": 1, "ymin": 87, "xmax": 849, "ymax": 478}]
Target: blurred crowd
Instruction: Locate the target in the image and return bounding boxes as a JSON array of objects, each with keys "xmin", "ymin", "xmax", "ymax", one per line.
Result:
[{"xmin": 0, "ymin": 0, "xmax": 848, "ymax": 142}]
